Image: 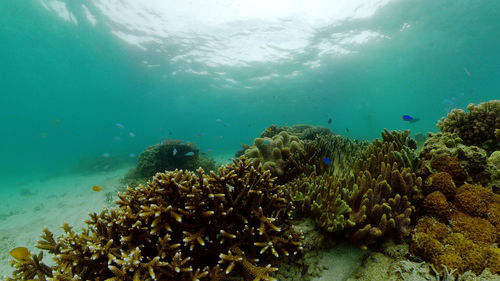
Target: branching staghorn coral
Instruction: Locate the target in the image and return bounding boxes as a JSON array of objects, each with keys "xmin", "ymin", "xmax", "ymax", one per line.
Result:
[
  {"xmin": 7, "ymin": 158, "xmax": 303, "ymax": 281},
  {"xmin": 437, "ymin": 100, "xmax": 500, "ymax": 154}
]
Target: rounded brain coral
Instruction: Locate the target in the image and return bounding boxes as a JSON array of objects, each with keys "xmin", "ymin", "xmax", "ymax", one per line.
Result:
[
  {"xmin": 424, "ymin": 172, "xmax": 456, "ymax": 198},
  {"xmin": 423, "ymin": 191, "xmax": 451, "ymax": 221},
  {"xmin": 430, "ymin": 155, "xmax": 468, "ymax": 184},
  {"xmin": 433, "ymin": 252, "xmax": 464, "ymax": 272},
  {"xmin": 455, "ymin": 184, "xmax": 492, "ymax": 217},
  {"xmin": 486, "ymin": 246, "xmax": 500, "ymax": 274},
  {"xmin": 451, "ymin": 210, "xmax": 497, "ymax": 244},
  {"xmin": 410, "ymin": 232, "xmax": 444, "ymax": 262},
  {"xmin": 414, "ymin": 216, "xmax": 449, "ymax": 240}
]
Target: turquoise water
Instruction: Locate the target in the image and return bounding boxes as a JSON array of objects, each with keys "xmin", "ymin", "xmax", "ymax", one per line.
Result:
[{"xmin": 1, "ymin": 0, "xmax": 499, "ymax": 184}]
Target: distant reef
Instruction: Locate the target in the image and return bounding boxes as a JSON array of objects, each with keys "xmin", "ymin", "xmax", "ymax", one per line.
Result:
[{"xmin": 7, "ymin": 100, "xmax": 500, "ymax": 280}]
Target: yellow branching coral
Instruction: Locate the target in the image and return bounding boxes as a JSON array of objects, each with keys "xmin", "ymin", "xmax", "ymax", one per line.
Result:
[{"xmin": 7, "ymin": 157, "xmax": 303, "ymax": 281}]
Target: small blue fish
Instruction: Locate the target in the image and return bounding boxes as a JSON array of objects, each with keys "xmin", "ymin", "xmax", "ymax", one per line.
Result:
[
  {"xmin": 184, "ymin": 151, "xmax": 195, "ymax": 156},
  {"xmin": 172, "ymin": 148, "xmax": 177, "ymax": 156},
  {"xmin": 113, "ymin": 136, "xmax": 121, "ymax": 141},
  {"xmin": 401, "ymin": 115, "xmax": 420, "ymax": 123},
  {"xmin": 102, "ymin": 153, "xmax": 111, "ymax": 158},
  {"xmin": 116, "ymin": 123, "xmax": 125, "ymax": 129},
  {"xmin": 129, "ymin": 153, "xmax": 136, "ymax": 158},
  {"xmin": 129, "ymin": 132, "xmax": 135, "ymax": 138},
  {"xmin": 323, "ymin": 157, "xmax": 331, "ymax": 165},
  {"xmin": 263, "ymin": 140, "xmax": 270, "ymax": 144}
]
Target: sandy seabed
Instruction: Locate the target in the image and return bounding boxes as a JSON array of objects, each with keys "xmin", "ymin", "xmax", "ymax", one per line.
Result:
[{"xmin": 0, "ymin": 167, "xmax": 131, "ymax": 278}]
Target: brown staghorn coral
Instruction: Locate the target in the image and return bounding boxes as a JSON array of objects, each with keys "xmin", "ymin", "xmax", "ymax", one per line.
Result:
[
  {"xmin": 7, "ymin": 158, "xmax": 303, "ymax": 281},
  {"xmin": 437, "ymin": 100, "xmax": 500, "ymax": 154}
]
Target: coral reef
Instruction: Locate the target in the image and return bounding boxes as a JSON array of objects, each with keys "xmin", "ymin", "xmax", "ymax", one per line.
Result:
[
  {"xmin": 123, "ymin": 140, "xmax": 216, "ymax": 183},
  {"xmin": 411, "ymin": 175, "xmax": 500, "ymax": 275},
  {"xmin": 420, "ymin": 132, "xmax": 494, "ymax": 187},
  {"xmin": 287, "ymin": 129, "xmax": 421, "ymax": 249},
  {"xmin": 436, "ymin": 100, "xmax": 500, "ymax": 154},
  {"xmin": 244, "ymin": 131, "xmax": 304, "ymax": 178},
  {"xmin": 290, "ymin": 172, "xmax": 354, "ymax": 233},
  {"xmin": 423, "ymin": 172, "xmax": 456, "ymax": 198},
  {"xmin": 487, "ymin": 151, "xmax": 500, "ymax": 192},
  {"xmin": 346, "ymin": 163, "xmax": 420, "ymax": 249},
  {"xmin": 7, "ymin": 158, "xmax": 303, "ymax": 281},
  {"xmin": 422, "ymin": 191, "xmax": 451, "ymax": 221}
]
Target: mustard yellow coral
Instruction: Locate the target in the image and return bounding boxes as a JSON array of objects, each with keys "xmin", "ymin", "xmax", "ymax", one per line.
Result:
[
  {"xmin": 415, "ymin": 216, "xmax": 449, "ymax": 241},
  {"xmin": 410, "ymin": 231, "xmax": 444, "ymax": 262},
  {"xmin": 455, "ymin": 184, "xmax": 491, "ymax": 217},
  {"xmin": 423, "ymin": 191, "xmax": 451, "ymax": 221},
  {"xmin": 433, "ymin": 252, "xmax": 464, "ymax": 273},
  {"xmin": 423, "ymin": 172, "xmax": 456, "ymax": 198},
  {"xmin": 451, "ymin": 210, "xmax": 497, "ymax": 244}
]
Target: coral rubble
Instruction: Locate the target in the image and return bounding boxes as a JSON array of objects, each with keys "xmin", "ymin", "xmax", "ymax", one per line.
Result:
[{"xmin": 8, "ymin": 158, "xmax": 303, "ymax": 281}]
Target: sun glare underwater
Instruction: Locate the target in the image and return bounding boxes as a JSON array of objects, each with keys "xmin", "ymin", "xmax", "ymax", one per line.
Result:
[{"xmin": 0, "ymin": 0, "xmax": 500, "ymax": 280}]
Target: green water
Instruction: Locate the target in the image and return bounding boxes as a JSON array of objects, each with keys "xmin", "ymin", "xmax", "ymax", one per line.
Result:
[{"xmin": 1, "ymin": 0, "xmax": 499, "ymax": 184}]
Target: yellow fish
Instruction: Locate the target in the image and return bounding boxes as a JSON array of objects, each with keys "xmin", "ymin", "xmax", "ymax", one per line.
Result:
[
  {"xmin": 92, "ymin": 185, "xmax": 102, "ymax": 192},
  {"xmin": 9, "ymin": 247, "xmax": 30, "ymax": 260}
]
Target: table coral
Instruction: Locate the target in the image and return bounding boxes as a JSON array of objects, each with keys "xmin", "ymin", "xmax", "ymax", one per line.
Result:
[
  {"xmin": 437, "ymin": 100, "xmax": 500, "ymax": 154},
  {"xmin": 7, "ymin": 158, "xmax": 303, "ymax": 281}
]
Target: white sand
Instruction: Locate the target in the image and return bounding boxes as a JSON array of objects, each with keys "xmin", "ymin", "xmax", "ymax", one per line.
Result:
[{"xmin": 0, "ymin": 167, "xmax": 131, "ymax": 278}]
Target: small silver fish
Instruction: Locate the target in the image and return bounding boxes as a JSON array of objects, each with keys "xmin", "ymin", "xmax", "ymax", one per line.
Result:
[
  {"xmin": 172, "ymin": 148, "xmax": 177, "ymax": 156},
  {"xmin": 184, "ymin": 151, "xmax": 195, "ymax": 156}
]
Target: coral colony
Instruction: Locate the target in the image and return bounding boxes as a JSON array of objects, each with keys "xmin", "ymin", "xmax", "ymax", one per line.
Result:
[{"xmin": 8, "ymin": 100, "xmax": 500, "ymax": 280}]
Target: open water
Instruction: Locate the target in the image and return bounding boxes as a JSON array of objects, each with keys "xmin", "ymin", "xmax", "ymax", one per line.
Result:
[{"xmin": 1, "ymin": 2, "xmax": 499, "ymax": 266}]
